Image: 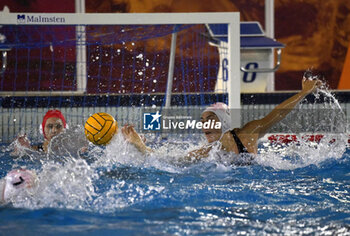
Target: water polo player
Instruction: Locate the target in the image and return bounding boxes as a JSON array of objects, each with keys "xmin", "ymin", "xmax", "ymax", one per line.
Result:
[
  {"xmin": 0, "ymin": 168, "xmax": 37, "ymax": 204},
  {"xmin": 122, "ymin": 78, "xmax": 322, "ymax": 161},
  {"xmin": 14, "ymin": 110, "xmax": 67, "ymax": 154}
]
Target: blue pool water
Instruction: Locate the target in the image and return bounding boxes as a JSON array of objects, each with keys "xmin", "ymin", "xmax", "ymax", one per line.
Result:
[{"xmin": 0, "ymin": 130, "xmax": 349, "ymax": 235}]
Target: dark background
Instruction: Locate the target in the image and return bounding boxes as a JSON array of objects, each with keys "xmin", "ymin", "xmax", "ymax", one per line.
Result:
[{"xmin": 1, "ymin": 0, "xmax": 349, "ymax": 91}]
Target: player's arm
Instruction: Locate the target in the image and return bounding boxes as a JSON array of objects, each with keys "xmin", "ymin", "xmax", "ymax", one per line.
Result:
[
  {"xmin": 183, "ymin": 145, "xmax": 212, "ymax": 162},
  {"xmin": 11, "ymin": 134, "xmax": 39, "ymax": 156},
  {"xmin": 121, "ymin": 125, "xmax": 153, "ymax": 154},
  {"xmin": 241, "ymin": 78, "xmax": 322, "ymax": 138}
]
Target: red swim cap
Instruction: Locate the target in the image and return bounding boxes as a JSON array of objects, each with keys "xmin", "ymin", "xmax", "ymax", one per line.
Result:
[{"xmin": 42, "ymin": 110, "xmax": 67, "ymax": 139}]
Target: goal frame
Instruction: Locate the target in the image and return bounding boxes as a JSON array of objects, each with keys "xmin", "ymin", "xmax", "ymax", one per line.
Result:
[{"xmin": 0, "ymin": 12, "xmax": 241, "ymax": 126}]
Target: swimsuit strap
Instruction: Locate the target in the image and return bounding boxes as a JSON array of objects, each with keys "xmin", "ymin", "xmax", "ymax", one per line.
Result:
[{"xmin": 230, "ymin": 129, "xmax": 249, "ymax": 154}]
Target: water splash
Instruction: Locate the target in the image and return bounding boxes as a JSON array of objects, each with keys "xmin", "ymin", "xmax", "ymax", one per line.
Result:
[
  {"xmin": 1, "ymin": 79, "xmax": 348, "ymax": 211},
  {"xmin": 258, "ymin": 82, "xmax": 348, "ymax": 170}
]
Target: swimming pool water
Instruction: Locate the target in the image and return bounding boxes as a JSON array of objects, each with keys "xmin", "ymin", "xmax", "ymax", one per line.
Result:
[{"xmin": 0, "ymin": 134, "xmax": 349, "ymax": 235}]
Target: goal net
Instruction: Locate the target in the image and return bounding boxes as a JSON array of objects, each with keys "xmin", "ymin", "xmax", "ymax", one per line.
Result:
[{"xmin": 0, "ymin": 12, "xmax": 240, "ymax": 143}]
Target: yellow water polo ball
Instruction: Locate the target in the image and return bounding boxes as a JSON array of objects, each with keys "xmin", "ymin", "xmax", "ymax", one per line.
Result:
[{"xmin": 84, "ymin": 112, "xmax": 118, "ymax": 145}]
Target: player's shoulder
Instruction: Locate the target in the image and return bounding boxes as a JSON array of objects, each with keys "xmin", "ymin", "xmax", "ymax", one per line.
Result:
[{"xmin": 239, "ymin": 119, "xmax": 263, "ymax": 134}]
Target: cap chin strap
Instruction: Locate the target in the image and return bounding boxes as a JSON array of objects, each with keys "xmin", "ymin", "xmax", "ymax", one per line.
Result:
[
  {"xmin": 218, "ymin": 127, "xmax": 231, "ymax": 142},
  {"xmin": 205, "ymin": 128, "xmax": 232, "ymax": 158},
  {"xmin": 208, "ymin": 139, "xmax": 223, "ymax": 155},
  {"xmin": 208, "ymin": 129, "xmax": 229, "ymax": 148},
  {"xmin": 204, "ymin": 127, "xmax": 231, "ymax": 153}
]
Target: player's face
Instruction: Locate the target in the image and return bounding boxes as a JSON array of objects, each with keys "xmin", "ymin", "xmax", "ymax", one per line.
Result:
[
  {"xmin": 201, "ymin": 111, "xmax": 222, "ymax": 143},
  {"xmin": 44, "ymin": 117, "xmax": 64, "ymax": 141}
]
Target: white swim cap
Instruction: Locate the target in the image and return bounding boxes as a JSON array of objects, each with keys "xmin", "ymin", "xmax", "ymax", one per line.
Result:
[
  {"xmin": 2, "ymin": 168, "xmax": 37, "ymax": 202},
  {"xmin": 202, "ymin": 102, "xmax": 232, "ymax": 133}
]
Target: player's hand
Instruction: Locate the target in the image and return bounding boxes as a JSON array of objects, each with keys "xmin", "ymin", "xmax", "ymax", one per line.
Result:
[
  {"xmin": 11, "ymin": 134, "xmax": 31, "ymax": 157},
  {"xmin": 16, "ymin": 134, "xmax": 31, "ymax": 148},
  {"xmin": 121, "ymin": 124, "xmax": 147, "ymax": 151},
  {"xmin": 301, "ymin": 77, "xmax": 323, "ymax": 94}
]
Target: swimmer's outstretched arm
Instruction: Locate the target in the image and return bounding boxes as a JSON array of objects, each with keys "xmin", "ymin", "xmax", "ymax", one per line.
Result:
[
  {"xmin": 121, "ymin": 125, "xmax": 153, "ymax": 154},
  {"xmin": 11, "ymin": 134, "xmax": 39, "ymax": 156},
  {"xmin": 122, "ymin": 125, "xmax": 208, "ymax": 162},
  {"xmin": 241, "ymin": 78, "xmax": 322, "ymax": 138}
]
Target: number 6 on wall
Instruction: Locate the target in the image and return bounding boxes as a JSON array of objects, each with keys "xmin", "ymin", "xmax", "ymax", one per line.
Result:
[{"xmin": 222, "ymin": 58, "xmax": 229, "ymax": 82}]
